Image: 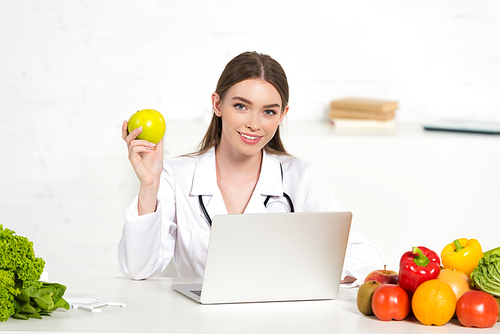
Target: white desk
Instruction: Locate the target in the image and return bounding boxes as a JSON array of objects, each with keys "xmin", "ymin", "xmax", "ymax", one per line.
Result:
[{"xmin": 1, "ymin": 276, "xmax": 498, "ymax": 333}]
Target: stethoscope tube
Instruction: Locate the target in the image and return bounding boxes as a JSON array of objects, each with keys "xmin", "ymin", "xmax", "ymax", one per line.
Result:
[
  {"xmin": 199, "ymin": 194, "xmax": 212, "ymax": 226},
  {"xmin": 263, "ymin": 193, "xmax": 294, "ymax": 213}
]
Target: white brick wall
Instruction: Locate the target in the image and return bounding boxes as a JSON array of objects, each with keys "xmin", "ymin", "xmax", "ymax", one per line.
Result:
[{"xmin": 1, "ymin": 0, "xmax": 499, "ymax": 277}]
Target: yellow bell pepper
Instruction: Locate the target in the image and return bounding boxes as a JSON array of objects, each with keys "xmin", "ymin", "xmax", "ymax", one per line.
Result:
[{"xmin": 441, "ymin": 238, "xmax": 483, "ymax": 277}]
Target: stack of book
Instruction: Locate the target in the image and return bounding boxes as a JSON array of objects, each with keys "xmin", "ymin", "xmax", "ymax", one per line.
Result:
[{"xmin": 329, "ymin": 98, "xmax": 399, "ymax": 129}]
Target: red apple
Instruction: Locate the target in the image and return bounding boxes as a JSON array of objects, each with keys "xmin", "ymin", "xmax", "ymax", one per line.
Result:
[{"xmin": 364, "ymin": 265, "xmax": 399, "ymax": 285}]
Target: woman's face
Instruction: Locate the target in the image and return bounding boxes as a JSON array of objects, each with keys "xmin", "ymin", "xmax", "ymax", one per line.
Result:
[{"xmin": 212, "ymin": 79, "xmax": 288, "ymax": 158}]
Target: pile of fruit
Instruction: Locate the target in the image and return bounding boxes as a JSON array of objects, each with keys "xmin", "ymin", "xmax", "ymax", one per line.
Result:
[{"xmin": 357, "ymin": 238, "xmax": 500, "ymax": 328}]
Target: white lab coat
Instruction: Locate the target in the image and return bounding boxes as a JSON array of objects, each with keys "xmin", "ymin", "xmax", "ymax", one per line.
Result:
[{"xmin": 118, "ymin": 147, "xmax": 385, "ymax": 281}]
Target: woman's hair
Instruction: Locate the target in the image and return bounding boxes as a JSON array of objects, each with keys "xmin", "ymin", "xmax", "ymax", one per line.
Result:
[{"xmin": 196, "ymin": 51, "xmax": 290, "ymax": 155}]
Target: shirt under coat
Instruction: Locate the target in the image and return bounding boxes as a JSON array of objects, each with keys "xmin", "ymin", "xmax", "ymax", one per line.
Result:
[{"xmin": 118, "ymin": 147, "xmax": 385, "ymax": 281}]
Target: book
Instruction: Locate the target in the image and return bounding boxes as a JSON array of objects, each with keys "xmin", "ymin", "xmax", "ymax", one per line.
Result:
[
  {"xmin": 330, "ymin": 98, "xmax": 399, "ymax": 113},
  {"xmin": 329, "ymin": 118, "xmax": 397, "ymax": 130},
  {"xmin": 329, "ymin": 108, "xmax": 395, "ymax": 121}
]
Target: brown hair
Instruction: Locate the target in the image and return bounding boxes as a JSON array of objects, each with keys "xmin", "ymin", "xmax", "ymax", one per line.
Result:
[{"xmin": 196, "ymin": 51, "xmax": 289, "ymax": 155}]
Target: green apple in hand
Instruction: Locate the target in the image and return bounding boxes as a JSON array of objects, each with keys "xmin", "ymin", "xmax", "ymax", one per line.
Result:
[{"xmin": 128, "ymin": 109, "xmax": 166, "ymax": 144}]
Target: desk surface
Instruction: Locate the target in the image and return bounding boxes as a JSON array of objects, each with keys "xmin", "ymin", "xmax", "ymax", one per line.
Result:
[{"xmin": 1, "ymin": 276, "xmax": 498, "ymax": 333}]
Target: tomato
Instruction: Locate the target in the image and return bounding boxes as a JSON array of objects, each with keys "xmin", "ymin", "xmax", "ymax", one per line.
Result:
[
  {"xmin": 456, "ymin": 290, "xmax": 499, "ymax": 328},
  {"xmin": 371, "ymin": 284, "xmax": 410, "ymax": 321}
]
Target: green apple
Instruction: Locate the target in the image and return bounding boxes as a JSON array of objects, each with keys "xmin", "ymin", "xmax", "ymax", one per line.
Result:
[{"xmin": 127, "ymin": 109, "xmax": 166, "ymax": 144}]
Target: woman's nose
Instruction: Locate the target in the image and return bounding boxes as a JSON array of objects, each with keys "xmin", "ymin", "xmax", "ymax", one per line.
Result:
[{"xmin": 245, "ymin": 114, "xmax": 260, "ymax": 131}]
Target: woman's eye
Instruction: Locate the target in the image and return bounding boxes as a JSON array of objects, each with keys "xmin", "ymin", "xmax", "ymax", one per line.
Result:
[
  {"xmin": 264, "ymin": 109, "xmax": 277, "ymax": 116},
  {"xmin": 234, "ymin": 103, "xmax": 246, "ymax": 110}
]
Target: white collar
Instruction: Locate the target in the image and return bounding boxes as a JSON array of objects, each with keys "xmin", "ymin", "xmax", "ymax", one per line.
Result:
[{"xmin": 190, "ymin": 147, "xmax": 283, "ymax": 197}]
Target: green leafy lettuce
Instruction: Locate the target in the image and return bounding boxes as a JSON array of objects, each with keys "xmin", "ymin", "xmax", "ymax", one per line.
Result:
[
  {"xmin": 0, "ymin": 224, "xmax": 69, "ymax": 322},
  {"xmin": 470, "ymin": 251, "xmax": 500, "ymax": 298}
]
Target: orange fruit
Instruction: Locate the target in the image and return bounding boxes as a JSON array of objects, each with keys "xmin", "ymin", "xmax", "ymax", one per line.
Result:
[
  {"xmin": 412, "ymin": 279, "xmax": 457, "ymax": 326},
  {"xmin": 437, "ymin": 268, "xmax": 471, "ymax": 300}
]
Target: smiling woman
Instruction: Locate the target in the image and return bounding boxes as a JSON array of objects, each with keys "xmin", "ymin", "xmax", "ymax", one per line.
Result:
[
  {"xmin": 199, "ymin": 52, "xmax": 290, "ymax": 156},
  {"xmin": 213, "ymin": 79, "xmax": 287, "ymax": 156},
  {"xmin": 119, "ymin": 51, "xmax": 385, "ymax": 282},
  {"xmin": 211, "ymin": 78, "xmax": 288, "ymax": 214}
]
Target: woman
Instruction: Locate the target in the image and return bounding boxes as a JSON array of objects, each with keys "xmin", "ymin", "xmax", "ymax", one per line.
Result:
[{"xmin": 119, "ymin": 51, "xmax": 384, "ymax": 283}]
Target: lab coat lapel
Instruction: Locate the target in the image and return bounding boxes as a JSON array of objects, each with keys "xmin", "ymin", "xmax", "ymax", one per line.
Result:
[
  {"xmin": 244, "ymin": 150, "xmax": 283, "ymax": 214},
  {"xmin": 190, "ymin": 148, "xmax": 227, "ymax": 222}
]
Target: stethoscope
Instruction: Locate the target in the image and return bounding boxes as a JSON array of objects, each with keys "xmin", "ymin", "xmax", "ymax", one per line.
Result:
[{"xmin": 198, "ymin": 163, "xmax": 294, "ymax": 226}]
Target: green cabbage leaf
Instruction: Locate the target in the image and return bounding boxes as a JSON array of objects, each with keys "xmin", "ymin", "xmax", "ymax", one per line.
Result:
[{"xmin": 471, "ymin": 252, "xmax": 500, "ymax": 298}]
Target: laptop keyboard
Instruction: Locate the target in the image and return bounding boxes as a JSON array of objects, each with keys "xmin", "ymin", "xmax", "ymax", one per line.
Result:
[{"xmin": 190, "ymin": 290, "xmax": 202, "ymax": 297}]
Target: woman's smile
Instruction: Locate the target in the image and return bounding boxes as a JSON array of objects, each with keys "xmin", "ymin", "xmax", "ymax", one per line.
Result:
[{"xmin": 238, "ymin": 131, "xmax": 263, "ymax": 144}]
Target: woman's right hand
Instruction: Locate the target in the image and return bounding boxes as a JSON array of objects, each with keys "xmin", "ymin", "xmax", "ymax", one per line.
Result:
[{"xmin": 122, "ymin": 121, "xmax": 164, "ymax": 214}]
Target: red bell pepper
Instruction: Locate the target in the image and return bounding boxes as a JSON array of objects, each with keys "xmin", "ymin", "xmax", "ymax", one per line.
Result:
[{"xmin": 399, "ymin": 246, "xmax": 441, "ymax": 296}]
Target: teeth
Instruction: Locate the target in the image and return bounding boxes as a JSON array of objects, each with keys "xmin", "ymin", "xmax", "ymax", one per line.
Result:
[{"xmin": 240, "ymin": 133, "xmax": 259, "ymax": 140}]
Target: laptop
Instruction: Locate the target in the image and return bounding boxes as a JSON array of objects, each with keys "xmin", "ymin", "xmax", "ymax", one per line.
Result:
[
  {"xmin": 423, "ymin": 119, "xmax": 500, "ymax": 134},
  {"xmin": 172, "ymin": 211, "xmax": 352, "ymax": 304}
]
